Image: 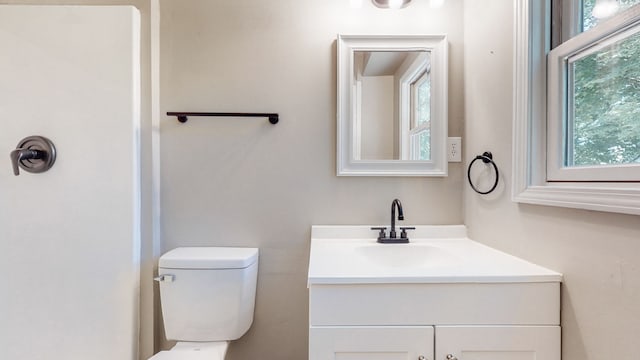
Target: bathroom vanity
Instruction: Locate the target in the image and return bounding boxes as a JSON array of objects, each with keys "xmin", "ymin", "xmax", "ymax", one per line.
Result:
[{"xmin": 307, "ymin": 226, "xmax": 562, "ymax": 360}]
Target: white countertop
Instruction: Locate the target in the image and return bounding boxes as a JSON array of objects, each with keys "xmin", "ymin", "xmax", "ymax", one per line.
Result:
[{"xmin": 308, "ymin": 225, "xmax": 562, "ymax": 285}]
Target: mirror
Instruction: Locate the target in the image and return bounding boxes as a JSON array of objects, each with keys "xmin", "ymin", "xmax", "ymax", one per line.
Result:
[
  {"xmin": 354, "ymin": 50, "xmax": 430, "ymax": 161},
  {"xmin": 337, "ymin": 35, "xmax": 448, "ymax": 176}
]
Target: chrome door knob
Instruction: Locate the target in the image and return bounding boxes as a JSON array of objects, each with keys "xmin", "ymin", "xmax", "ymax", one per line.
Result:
[{"xmin": 446, "ymin": 355, "xmax": 458, "ymax": 360}]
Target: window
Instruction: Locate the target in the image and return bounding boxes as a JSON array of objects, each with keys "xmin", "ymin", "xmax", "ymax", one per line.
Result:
[
  {"xmin": 513, "ymin": 0, "xmax": 640, "ymax": 215},
  {"xmin": 547, "ymin": 0, "xmax": 640, "ymax": 181},
  {"xmin": 410, "ymin": 68, "xmax": 431, "ymax": 160}
]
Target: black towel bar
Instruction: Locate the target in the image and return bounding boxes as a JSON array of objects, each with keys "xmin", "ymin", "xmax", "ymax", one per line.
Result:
[{"xmin": 167, "ymin": 112, "xmax": 279, "ymax": 124}]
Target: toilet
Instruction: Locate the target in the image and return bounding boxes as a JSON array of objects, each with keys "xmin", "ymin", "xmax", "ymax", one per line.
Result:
[{"xmin": 150, "ymin": 247, "xmax": 259, "ymax": 360}]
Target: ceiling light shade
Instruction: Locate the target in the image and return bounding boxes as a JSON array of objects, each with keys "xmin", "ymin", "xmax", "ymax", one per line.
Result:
[{"xmin": 372, "ymin": 0, "xmax": 412, "ymax": 9}]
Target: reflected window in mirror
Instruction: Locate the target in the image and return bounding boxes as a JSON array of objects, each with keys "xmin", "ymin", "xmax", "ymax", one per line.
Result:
[{"xmin": 409, "ymin": 56, "xmax": 431, "ymax": 161}]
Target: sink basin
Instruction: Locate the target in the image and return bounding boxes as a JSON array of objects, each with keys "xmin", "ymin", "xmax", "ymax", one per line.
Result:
[
  {"xmin": 308, "ymin": 225, "xmax": 563, "ymax": 285},
  {"xmin": 355, "ymin": 244, "xmax": 455, "ymax": 268}
]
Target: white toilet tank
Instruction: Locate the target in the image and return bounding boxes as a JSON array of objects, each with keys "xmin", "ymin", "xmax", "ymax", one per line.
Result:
[{"xmin": 157, "ymin": 247, "xmax": 259, "ymax": 342}]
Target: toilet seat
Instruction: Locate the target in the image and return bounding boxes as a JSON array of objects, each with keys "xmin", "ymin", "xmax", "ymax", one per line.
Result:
[
  {"xmin": 148, "ymin": 341, "xmax": 228, "ymax": 360},
  {"xmin": 149, "ymin": 351, "xmax": 216, "ymax": 360}
]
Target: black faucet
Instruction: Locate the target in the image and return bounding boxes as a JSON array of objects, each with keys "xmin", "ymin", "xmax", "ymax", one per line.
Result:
[
  {"xmin": 371, "ymin": 199, "xmax": 415, "ymax": 243},
  {"xmin": 389, "ymin": 199, "xmax": 403, "ymax": 238}
]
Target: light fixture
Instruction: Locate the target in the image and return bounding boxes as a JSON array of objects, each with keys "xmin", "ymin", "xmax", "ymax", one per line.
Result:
[
  {"xmin": 350, "ymin": 0, "xmax": 364, "ymax": 8},
  {"xmin": 430, "ymin": 0, "xmax": 445, "ymax": 8},
  {"xmin": 592, "ymin": 0, "xmax": 620, "ymax": 19},
  {"xmin": 372, "ymin": 0, "xmax": 412, "ymax": 9}
]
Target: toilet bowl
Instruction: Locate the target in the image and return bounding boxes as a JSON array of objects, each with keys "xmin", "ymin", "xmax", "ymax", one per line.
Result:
[{"xmin": 149, "ymin": 247, "xmax": 259, "ymax": 360}]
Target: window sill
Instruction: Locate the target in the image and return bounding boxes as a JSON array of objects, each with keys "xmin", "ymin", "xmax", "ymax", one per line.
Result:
[{"xmin": 514, "ymin": 183, "xmax": 640, "ymax": 215}]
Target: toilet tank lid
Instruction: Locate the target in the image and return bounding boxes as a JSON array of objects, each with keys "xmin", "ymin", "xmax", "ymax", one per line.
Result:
[{"xmin": 159, "ymin": 247, "xmax": 259, "ymax": 269}]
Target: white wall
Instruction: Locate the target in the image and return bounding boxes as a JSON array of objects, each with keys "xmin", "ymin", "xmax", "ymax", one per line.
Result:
[
  {"xmin": 159, "ymin": 0, "xmax": 464, "ymax": 358},
  {"xmin": 0, "ymin": 5, "xmax": 141, "ymax": 359},
  {"xmin": 463, "ymin": 2, "xmax": 640, "ymax": 360},
  {"xmin": 361, "ymin": 75, "xmax": 395, "ymax": 160}
]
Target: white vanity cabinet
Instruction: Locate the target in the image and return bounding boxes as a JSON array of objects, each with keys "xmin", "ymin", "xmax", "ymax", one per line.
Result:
[
  {"xmin": 307, "ymin": 226, "xmax": 563, "ymax": 360},
  {"xmin": 308, "ymin": 283, "xmax": 560, "ymax": 360}
]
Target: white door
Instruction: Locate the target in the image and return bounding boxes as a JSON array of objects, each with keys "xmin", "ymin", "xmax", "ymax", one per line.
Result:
[
  {"xmin": 435, "ymin": 326, "xmax": 560, "ymax": 360},
  {"xmin": 0, "ymin": 5, "xmax": 141, "ymax": 360},
  {"xmin": 310, "ymin": 326, "xmax": 434, "ymax": 360}
]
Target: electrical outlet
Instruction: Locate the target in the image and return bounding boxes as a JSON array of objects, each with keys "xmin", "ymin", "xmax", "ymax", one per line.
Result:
[{"xmin": 447, "ymin": 137, "xmax": 462, "ymax": 162}]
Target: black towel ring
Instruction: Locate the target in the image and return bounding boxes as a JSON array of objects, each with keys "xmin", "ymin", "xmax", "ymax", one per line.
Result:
[{"xmin": 467, "ymin": 151, "xmax": 499, "ymax": 195}]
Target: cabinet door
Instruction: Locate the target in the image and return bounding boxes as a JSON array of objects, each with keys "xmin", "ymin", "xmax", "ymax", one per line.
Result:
[
  {"xmin": 310, "ymin": 326, "xmax": 434, "ymax": 360},
  {"xmin": 435, "ymin": 326, "xmax": 560, "ymax": 360}
]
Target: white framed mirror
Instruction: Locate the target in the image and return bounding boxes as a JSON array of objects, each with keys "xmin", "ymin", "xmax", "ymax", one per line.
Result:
[{"xmin": 337, "ymin": 34, "xmax": 448, "ymax": 176}]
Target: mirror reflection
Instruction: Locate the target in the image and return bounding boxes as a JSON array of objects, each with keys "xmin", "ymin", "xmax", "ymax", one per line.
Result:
[{"xmin": 354, "ymin": 50, "xmax": 431, "ymax": 161}]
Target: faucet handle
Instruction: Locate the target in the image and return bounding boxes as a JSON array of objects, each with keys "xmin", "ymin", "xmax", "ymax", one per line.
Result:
[
  {"xmin": 10, "ymin": 149, "xmax": 43, "ymax": 175},
  {"xmin": 370, "ymin": 227, "xmax": 387, "ymax": 240},
  {"xmin": 399, "ymin": 226, "xmax": 416, "ymax": 239},
  {"xmin": 10, "ymin": 136, "xmax": 56, "ymax": 176}
]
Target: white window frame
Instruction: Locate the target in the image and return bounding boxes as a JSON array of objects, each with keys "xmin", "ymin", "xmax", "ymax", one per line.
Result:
[
  {"xmin": 513, "ymin": 0, "xmax": 640, "ymax": 215},
  {"xmin": 399, "ymin": 56, "xmax": 431, "ymax": 160},
  {"xmin": 409, "ymin": 71, "xmax": 431, "ymax": 161},
  {"xmin": 547, "ymin": 6, "xmax": 640, "ymax": 181}
]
